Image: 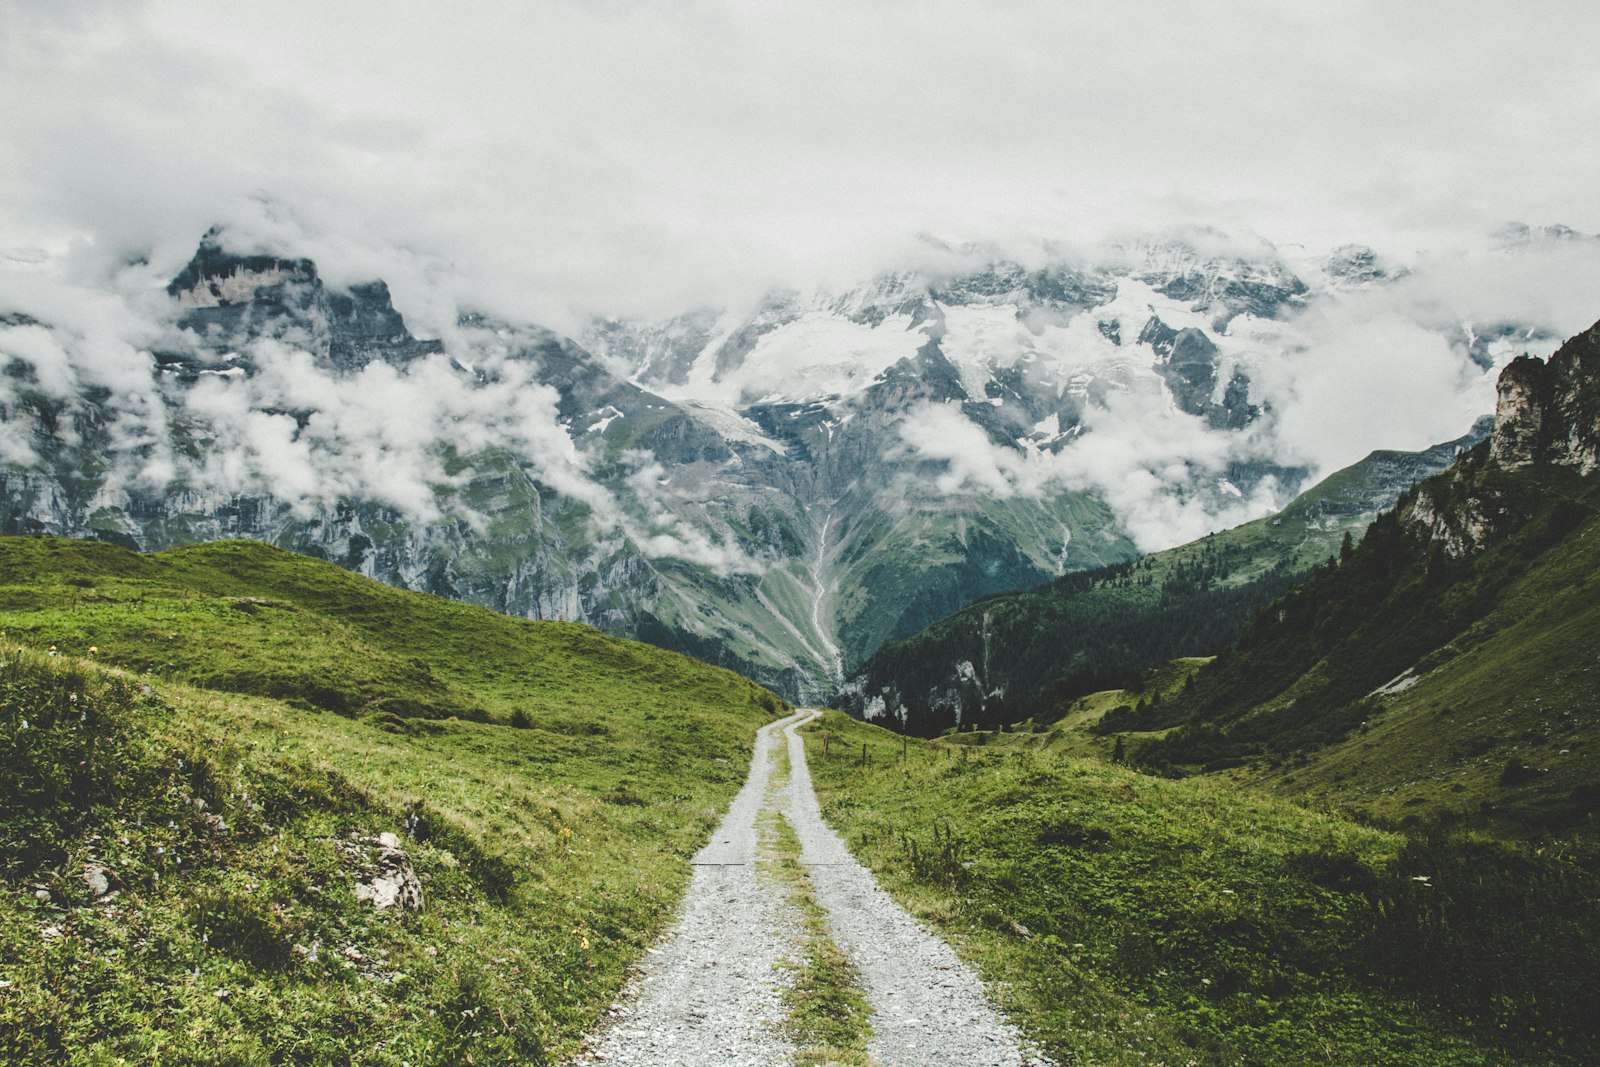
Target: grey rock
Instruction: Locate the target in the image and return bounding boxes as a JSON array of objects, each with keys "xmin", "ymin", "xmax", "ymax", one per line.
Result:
[
  {"xmin": 83, "ymin": 865, "xmax": 111, "ymax": 899},
  {"xmin": 344, "ymin": 833, "xmax": 424, "ymax": 911}
]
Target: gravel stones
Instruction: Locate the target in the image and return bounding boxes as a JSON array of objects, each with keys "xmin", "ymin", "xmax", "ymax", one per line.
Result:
[
  {"xmin": 583, "ymin": 710, "xmax": 1045, "ymax": 1067},
  {"xmin": 583, "ymin": 713, "xmax": 805, "ymax": 1065},
  {"xmin": 781, "ymin": 716, "xmax": 1047, "ymax": 1067}
]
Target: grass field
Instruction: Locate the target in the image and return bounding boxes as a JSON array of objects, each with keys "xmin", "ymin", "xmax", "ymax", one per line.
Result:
[
  {"xmin": 802, "ymin": 710, "xmax": 1592, "ymax": 1066},
  {"xmin": 0, "ymin": 536, "xmax": 786, "ymax": 1064}
]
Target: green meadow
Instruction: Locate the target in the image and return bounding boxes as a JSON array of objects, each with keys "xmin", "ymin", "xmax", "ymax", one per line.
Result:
[
  {"xmin": 0, "ymin": 536, "xmax": 785, "ymax": 1064},
  {"xmin": 802, "ymin": 710, "xmax": 1595, "ymax": 1066}
]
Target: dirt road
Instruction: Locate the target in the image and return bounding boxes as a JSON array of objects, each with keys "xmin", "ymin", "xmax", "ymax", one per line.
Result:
[{"xmin": 581, "ymin": 710, "xmax": 1042, "ymax": 1066}]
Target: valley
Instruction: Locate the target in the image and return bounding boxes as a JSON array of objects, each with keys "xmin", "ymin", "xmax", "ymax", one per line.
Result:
[
  {"xmin": 7, "ymin": 5, "xmax": 1600, "ymax": 1064},
  {"xmin": 0, "ymin": 227, "xmax": 1564, "ymax": 705},
  {"xmin": 3, "ymin": 250, "xmax": 1598, "ymax": 1067}
]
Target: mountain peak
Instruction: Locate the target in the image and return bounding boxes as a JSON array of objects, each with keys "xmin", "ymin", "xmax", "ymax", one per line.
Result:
[{"xmin": 166, "ymin": 227, "xmax": 317, "ymax": 304}]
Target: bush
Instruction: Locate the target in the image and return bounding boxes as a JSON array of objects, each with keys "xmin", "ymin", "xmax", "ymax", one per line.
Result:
[
  {"xmin": 187, "ymin": 883, "xmax": 303, "ymax": 970},
  {"xmin": 1359, "ymin": 830, "xmax": 1600, "ymax": 1046}
]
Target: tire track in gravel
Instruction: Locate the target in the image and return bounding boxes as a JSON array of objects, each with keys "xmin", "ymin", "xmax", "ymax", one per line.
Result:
[
  {"xmin": 780, "ymin": 715, "xmax": 1046, "ymax": 1067},
  {"xmin": 581, "ymin": 711, "xmax": 809, "ymax": 1066},
  {"xmin": 581, "ymin": 709, "xmax": 1043, "ymax": 1067}
]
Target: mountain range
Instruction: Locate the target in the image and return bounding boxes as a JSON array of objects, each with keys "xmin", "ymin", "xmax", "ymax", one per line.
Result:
[{"xmin": 0, "ymin": 227, "xmax": 1576, "ymax": 702}]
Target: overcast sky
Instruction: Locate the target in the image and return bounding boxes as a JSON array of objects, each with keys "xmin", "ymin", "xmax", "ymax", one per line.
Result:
[{"xmin": 4, "ymin": 0, "xmax": 1599, "ymax": 324}]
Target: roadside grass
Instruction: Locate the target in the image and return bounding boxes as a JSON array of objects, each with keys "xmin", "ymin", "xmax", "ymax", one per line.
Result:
[
  {"xmin": 0, "ymin": 536, "xmax": 785, "ymax": 1064},
  {"xmin": 760, "ymin": 741, "xmax": 875, "ymax": 1067},
  {"xmin": 802, "ymin": 710, "xmax": 1584, "ymax": 1066}
]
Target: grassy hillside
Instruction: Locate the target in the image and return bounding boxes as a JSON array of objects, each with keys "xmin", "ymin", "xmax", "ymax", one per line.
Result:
[
  {"xmin": 0, "ymin": 536, "xmax": 785, "ymax": 1064},
  {"xmin": 845, "ymin": 427, "xmax": 1482, "ymax": 734},
  {"xmin": 802, "ymin": 711, "xmax": 1597, "ymax": 1066},
  {"xmin": 1129, "ymin": 447, "xmax": 1600, "ymax": 834}
]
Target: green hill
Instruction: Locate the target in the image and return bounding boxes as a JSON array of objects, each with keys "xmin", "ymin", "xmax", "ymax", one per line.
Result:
[
  {"xmin": 1127, "ymin": 320, "xmax": 1600, "ymax": 834},
  {"xmin": 842, "ymin": 422, "xmax": 1486, "ymax": 734},
  {"xmin": 0, "ymin": 536, "xmax": 785, "ymax": 1064},
  {"xmin": 803, "ymin": 321, "xmax": 1600, "ymax": 1064}
]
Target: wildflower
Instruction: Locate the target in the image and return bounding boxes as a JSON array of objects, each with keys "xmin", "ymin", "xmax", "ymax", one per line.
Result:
[{"xmin": 87, "ymin": 646, "xmax": 98, "ymax": 655}]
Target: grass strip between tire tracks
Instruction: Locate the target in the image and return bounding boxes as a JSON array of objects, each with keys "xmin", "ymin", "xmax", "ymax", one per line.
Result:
[{"xmin": 759, "ymin": 741, "xmax": 877, "ymax": 1067}]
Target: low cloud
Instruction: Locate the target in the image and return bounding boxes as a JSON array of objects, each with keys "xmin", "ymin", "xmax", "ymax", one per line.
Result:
[
  {"xmin": 895, "ymin": 391, "xmax": 1281, "ymax": 554},
  {"xmin": 893, "ymin": 232, "xmax": 1600, "ymax": 553},
  {"xmin": 0, "ymin": 256, "xmax": 768, "ymax": 573}
]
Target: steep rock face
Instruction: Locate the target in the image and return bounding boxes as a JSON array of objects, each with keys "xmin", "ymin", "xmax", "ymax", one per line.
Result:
[
  {"xmin": 1544, "ymin": 321, "xmax": 1600, "ymax": 472},
  {"xmin": 163, "ymin": 234, "xmax": 444, "ymax": 378},
  {"xmin": 1412, "ymin": 319, "xmax": 1600, "ymax": 555},
  {"xmin": 1490, "ymin": 356, "xmax": 1556, "ymax": 469}
]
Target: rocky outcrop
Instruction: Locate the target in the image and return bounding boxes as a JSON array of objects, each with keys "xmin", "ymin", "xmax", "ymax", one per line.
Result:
[
  {"xmin": 1489, "ymin": 320, "xmax": 1600, "ymax": 473},
  {"xmin": 1404, "ymin": 318, "xmax": 1599, "ymax": 558},
  {"xmin": 1491, "ymin": 356, "xmax": 1556, "ymax": 469},
  {"xmin": 343, "ymin": 832, "xmax": 424, "ymax": 912}
]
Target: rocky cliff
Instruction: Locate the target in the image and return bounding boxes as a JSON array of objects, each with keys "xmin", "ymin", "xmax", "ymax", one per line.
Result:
[
  {"xmin": 1410, "ymin": 319, "xmax": 1600, "ymax": 556},
  {"xmin": 1489, "ymin": 322, "xmax": 1600, "ymax": 472}
]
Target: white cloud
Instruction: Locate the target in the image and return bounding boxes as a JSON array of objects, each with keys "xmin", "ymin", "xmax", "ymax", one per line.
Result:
[
  {"xmin": 895, "ymin": 391, "xmax": 1282, "ymax": 553},
  {"xmin": 3, "ymin": 0, "xmax": 1599, "ymax": 323},
  {"xmin": 3, "ymin": 0, "xmax": 1600, "ymax": 567}
]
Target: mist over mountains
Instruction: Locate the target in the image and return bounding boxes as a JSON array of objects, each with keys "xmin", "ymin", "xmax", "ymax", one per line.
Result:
[{"xmin": 0, "ymin": 223, "xmax": 1594, "ymax": 701}]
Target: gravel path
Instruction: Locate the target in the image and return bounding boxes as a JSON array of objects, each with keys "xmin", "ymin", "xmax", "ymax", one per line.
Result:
[
  {"xmin": 581, "ymin": 711, "xmax": 807, "ymax": 1066},
  {"xmin": 580, "ymin": 709, "xmax": 1044, "ymax": 1067},
  {"xmin": 780, "ymin": 715, "xmax": 1045, "ymax": 1067}
]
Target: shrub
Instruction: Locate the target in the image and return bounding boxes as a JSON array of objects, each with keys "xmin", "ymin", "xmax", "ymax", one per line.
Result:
[{"xmin": 187, "ymin": 883, "xmax": 302, "ymax": 970}]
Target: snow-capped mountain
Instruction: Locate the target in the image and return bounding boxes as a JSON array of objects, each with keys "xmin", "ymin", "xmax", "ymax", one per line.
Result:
[{"xmin": 0, "ymin": 227, "xmax": 1583, "ymax": 701}]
